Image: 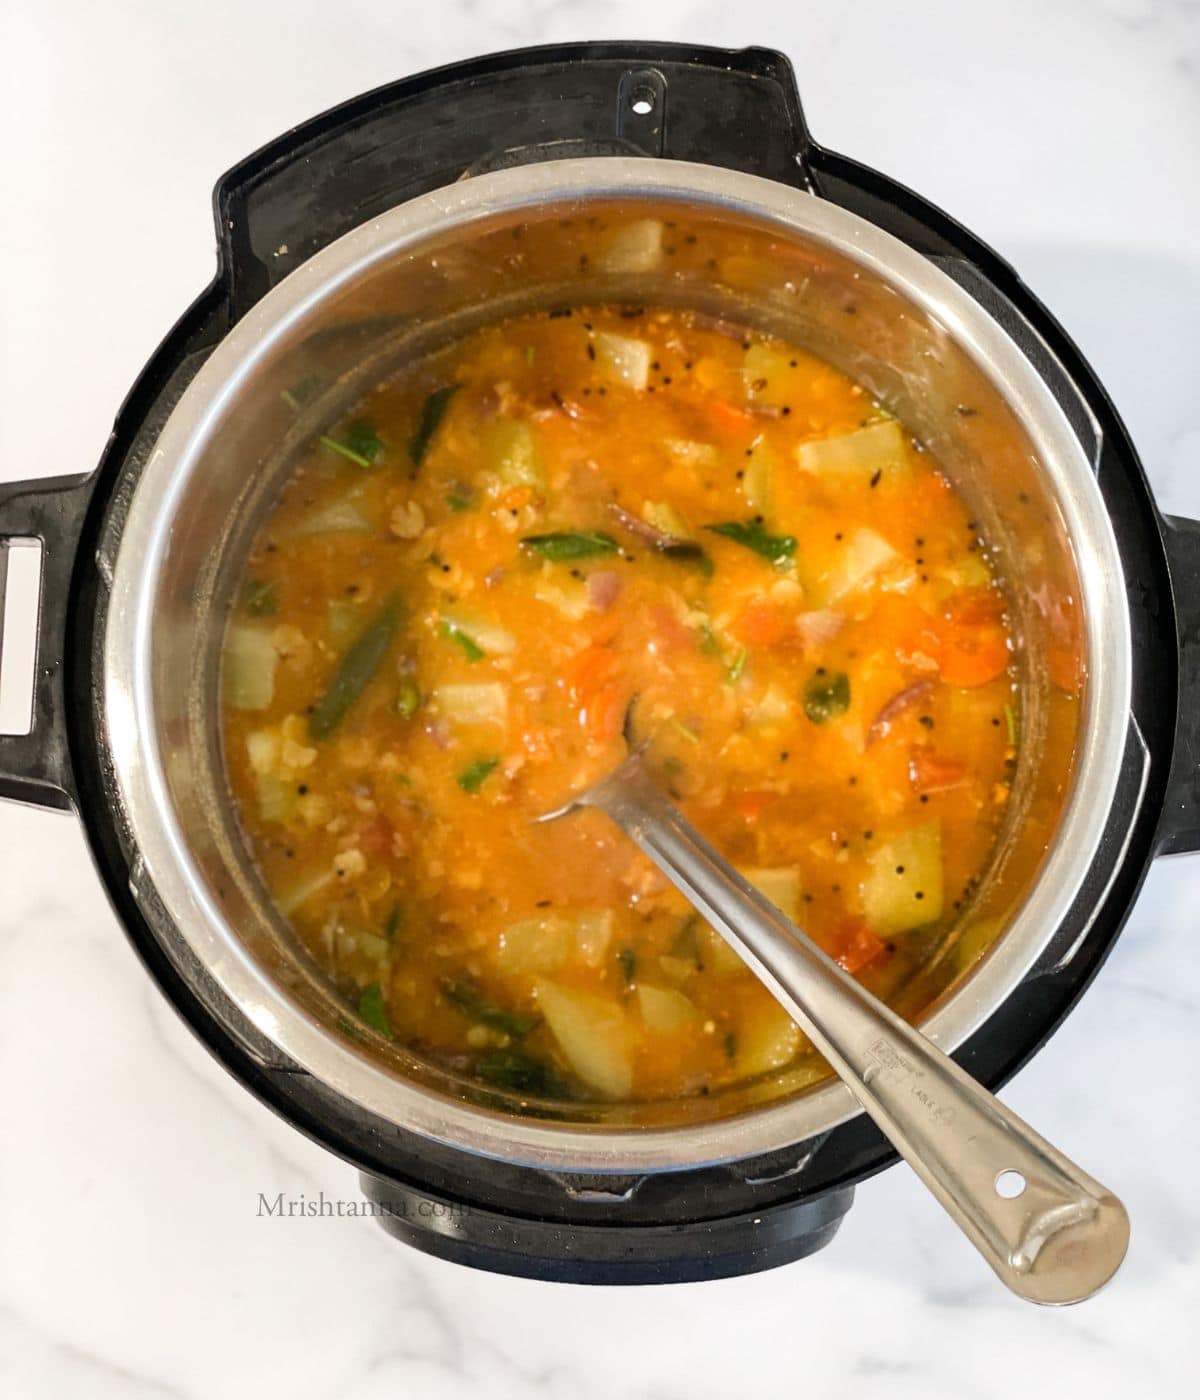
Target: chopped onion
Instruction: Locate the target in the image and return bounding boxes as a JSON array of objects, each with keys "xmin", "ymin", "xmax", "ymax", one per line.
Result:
[
  {"xmin": 608, "ymin": 501, "xmax": 670, "ymax": 546},
  {"xmin": 587, "ymin": 570, "xmax": 622, "ymax": 610},
  {"xmin": 795, "ymin": 609, "xmax": 845, "ymax": 645},
  {"xmin": 866, "ymin": 679, "xmax": 935, "ymax": 745}
]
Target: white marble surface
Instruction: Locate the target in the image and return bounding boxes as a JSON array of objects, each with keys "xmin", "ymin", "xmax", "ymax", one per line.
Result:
[{"xmin": 2, "ymin": 1, "xmax": 1199, "ymax": 1395}]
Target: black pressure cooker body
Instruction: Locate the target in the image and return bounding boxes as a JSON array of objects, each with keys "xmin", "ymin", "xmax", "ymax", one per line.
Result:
[{"xmin": 3, "ymin": 44, "xmax": 1196, "ymax": 1284}]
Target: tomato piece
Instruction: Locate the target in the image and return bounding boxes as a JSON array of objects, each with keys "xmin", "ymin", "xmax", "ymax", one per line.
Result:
[
  {"xmin": 733, "ymin": 790, "xmax": 773, "ymax": 823},
  {"xmin": 832, "ymin": 920, "xmax": 887, "ymax": 974},
  {"xmin": 934, "ymin": 588, "xmax": 1009, "ymax": 688},
  {"xmin": 735, "ymin": 599, "xmax": 789, "ymax": 647},
  {"xmin": 910, "ymin": 748, "xmax": 968, "ymax": 794},
  {"xmin": 588, "ymin": 612, "xmax": 623, "ymax": 646}
]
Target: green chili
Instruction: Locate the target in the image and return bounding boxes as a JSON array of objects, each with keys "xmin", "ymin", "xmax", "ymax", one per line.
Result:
[
  {"xmin": 240, "ymin": 578, "xmax": 277, "ymax": 616},
  {"xmin": 476, "ymin": 1047, "xmax": 566, "ymax": 1096},
  {"xmin": 357, "ymin": 983, "xmax": 392, "ymax": 1036},
  {"xmin": 308, "ymin": 592, "xmax": 402, "ymax": 740},
  {"xmin": 457, "ymin": 756, "xmax": 499, "ymax": 793},
  {"xmin": 441, "ymin": 620, "xmax": 486, "ymax": 661},
  {"xmin": 442, "ymin": 981, "xmax": 538, "ymax": 1036},
  {"xmin": 409, "ymin": 385, "xmax": 458, "ymax": 466},
  {"xmin": 705, "ymin": 519, "xmax": 797, "ymax": 564}
]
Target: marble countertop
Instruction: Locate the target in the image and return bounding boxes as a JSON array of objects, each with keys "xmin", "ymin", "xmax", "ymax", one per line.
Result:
[{"xmin": 2, "ymin": 2, "xmax": 1198, "ymax": 1395}]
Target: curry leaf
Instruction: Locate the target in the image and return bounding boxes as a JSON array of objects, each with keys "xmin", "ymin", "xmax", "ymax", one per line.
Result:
[
  {"xmin": 409, "ymin": 386, "xmax": 458, "ymax": 466},
  {"xmin": 519, "ymin": 531, "xmax": 619, "ymax": 561},
  {"xmin": 705, "ymin": 519, "xmax": 796, "ymax": 564}
]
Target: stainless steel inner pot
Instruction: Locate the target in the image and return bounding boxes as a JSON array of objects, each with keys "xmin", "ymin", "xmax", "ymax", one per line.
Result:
[{"xmin": 101, "ymin": 159, "xmax": 1131, "ymax": 1172}]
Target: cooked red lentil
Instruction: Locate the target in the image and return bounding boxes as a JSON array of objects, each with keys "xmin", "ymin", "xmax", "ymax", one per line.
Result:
[{"xmin": 222, "ymin": 303, "xmax": 1021, "ymax": 1103}]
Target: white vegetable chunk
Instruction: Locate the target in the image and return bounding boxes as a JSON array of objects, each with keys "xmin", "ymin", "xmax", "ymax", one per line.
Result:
[
  {"xmin": 593, "ymin": 332, "xmax": 652, "ymax": 391},
  {"xmin": 637, "ymin": 984, "xmax": 699, "ymax": 1032},
  {"xmin": 224, "ymin": 625, "xmax": 278, "ymax": 710},
  {"xmin": 431, "ymin": 682, "xmax": 508, "ymax": 727},
  {"xmin": 496, "ymin": 916, "xmax": 570, "ymax": 974},
  {"xmin": 822, "ymin": 527, "xmax": 901, "ymax": 603},
  {"xmin": 535, "ymin": 980, "xmax": 633, "ymax": 1098},
  {"xmin": 743, "ymin": 867, "xmax": 801, "ymax": 922},
  {"xmin": 484, "ymin": 420, "xmax": 543, "ymax": 487},
  {"xmin": 863, "ymin": 821, "xmax": 944, "ymax": 935},
  {"xmin": 285, "ymin": 499, "xmax": 372, "ymax": 537},
  {"xmin": 797, "ymin": 420, "xmax": 908, "ymax": 482},
  {"xmin": 440, "ymin": 607, "xmax": 516, "ymax": 655},
  {"xmin": 597, "ymin": 218, "xmax": 664, "ymax": 273},
  {"xmin": 736, "ymin": 1003, "xmax": 804, "ymax": 1076}
]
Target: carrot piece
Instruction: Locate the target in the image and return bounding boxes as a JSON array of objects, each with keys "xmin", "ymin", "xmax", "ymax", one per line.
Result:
[
  {"xmin": 707, "ymin": 399, "xmax": 755, "ymax": 435},
  {"xmin": 564, "ymin": 644, "xmax": 613, "ymax": 702},
  {"xmin": 588, "ymin": 612, "xmax": 623, "ymax": 646},
  {"xmin": 936, "ymin": 594, "xmax": 1009, "ymax": 688},
  {"xmin": 500, "ymin": 486, "xmax": 533, "ymax": 511},
  {"xmin": 587, "ymin": 681, "xmax": 627, "ymax": 741},
  {"xmin": 733, "ymin": 790, "xmax": 772, "ymax": 823}
]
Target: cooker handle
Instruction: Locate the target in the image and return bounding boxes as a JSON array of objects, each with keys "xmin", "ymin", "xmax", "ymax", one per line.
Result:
[
  {"xmin": 1156, "ymin": 514, "xmax": 1200, "ymax": 854},
  {"xmin": 0, "ymin": 473, "xmax": 93, "ymax": 811},
  {"xmin": 213, "ymin": 43, "xmax": 814, "ymax": 317}
]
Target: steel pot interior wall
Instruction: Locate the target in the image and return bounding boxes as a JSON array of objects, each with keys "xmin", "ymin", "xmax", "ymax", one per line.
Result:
[{"xmin": 101, "ymin": 160, "xmax": 1130, "ymax": 1172}]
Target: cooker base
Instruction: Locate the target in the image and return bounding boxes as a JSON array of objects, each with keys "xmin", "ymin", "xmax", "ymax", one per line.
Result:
[{"xmin": 358, "ymin": 1172, "xmax": 855, "ymax": 1284}]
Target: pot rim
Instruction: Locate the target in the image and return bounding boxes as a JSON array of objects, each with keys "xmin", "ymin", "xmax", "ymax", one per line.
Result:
[{"xmin": 102, "ymin": 157, "xmax": 1132, "ymax": 1173}]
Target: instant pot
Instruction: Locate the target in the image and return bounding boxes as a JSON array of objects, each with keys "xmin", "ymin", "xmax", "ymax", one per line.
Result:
[{"xmin": 4, "ymin": 43, "xmax": 1198, "ymax": 1283}]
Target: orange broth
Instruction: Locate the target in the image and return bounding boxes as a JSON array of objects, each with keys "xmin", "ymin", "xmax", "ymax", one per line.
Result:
[{"xmin": 222, "ymin": 304, "xmax": 1019, "ymax": 1103}]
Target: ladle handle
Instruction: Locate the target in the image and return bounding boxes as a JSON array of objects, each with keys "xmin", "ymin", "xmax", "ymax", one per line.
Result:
[{"xmin": 583, "ymin": 758, "xmax": 1129, "ymax": 1305}]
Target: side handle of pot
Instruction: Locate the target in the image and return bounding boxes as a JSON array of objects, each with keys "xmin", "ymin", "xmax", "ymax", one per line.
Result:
[
  {"xmin": 0, "ymin": 473, "xmax": 93, "ymax": 811},
  {"xmin": 1155, "ymin": 513, "xmax": 1200, "ymax": 854}
]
